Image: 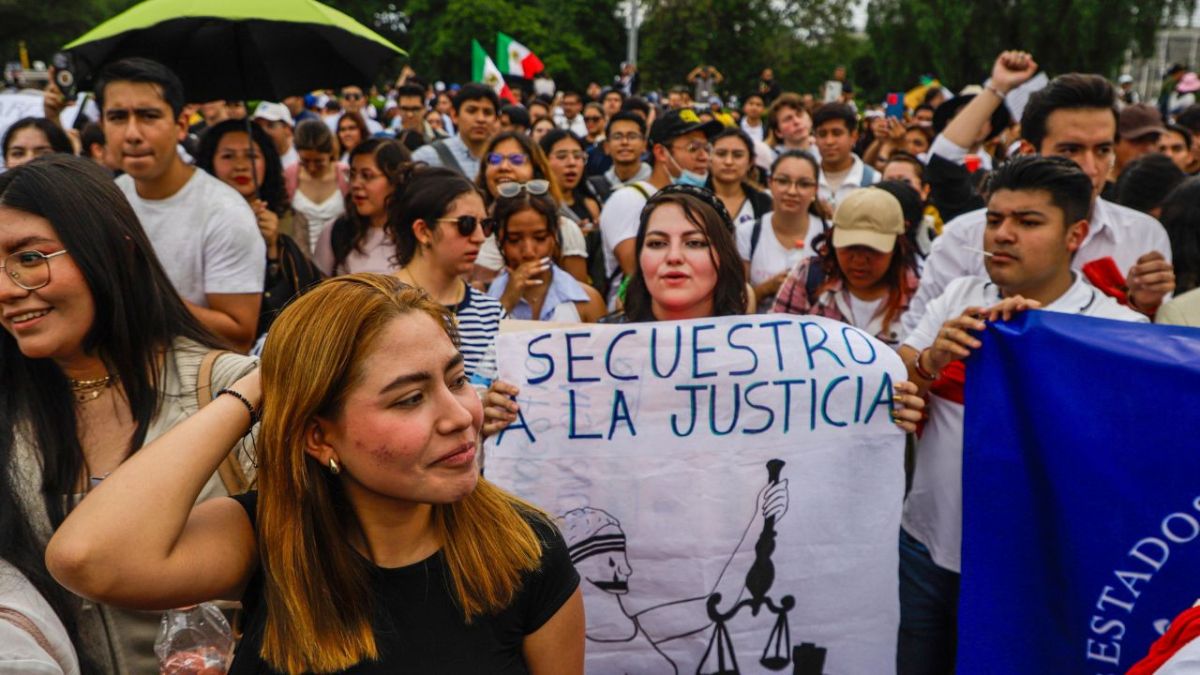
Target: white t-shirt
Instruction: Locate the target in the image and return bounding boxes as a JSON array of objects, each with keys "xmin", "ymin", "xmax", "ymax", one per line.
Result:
[
  {"xmin": 818, "ymin": 155, "xmax": 878, "ymax": 211},
  {"xmin": 280, "ymin": 145, "xmax": 299, "ymax": 170},
  {"xmin": 846, "ymin": 294, "xmax": 884, "ymax": 329},
  {"xmin": 475, "ymin": 216, "xmax": 587, "ymax": 272},
  {"xmin": 903, "ymin": 197, "xmax": 1173, "ymax": 335},
  {"xmin": 0, "ymin": 560, "xmax": 81, "ymax": 675},
  {"xmin": 735, "ymin": 211, "xmax": 823, "ymax": 301},
  {"xmin": 116, "ymin": 170, "xmax": 265, "ymax": 306},
  {"xmin": 599, "ymin": 181, "xmax": 657, "ymax": 302},
  {"xmin": 901, "ymin": 274, "xmax": 1148, "ymax": 573},
  {"xmin": 741, "ymin": 118, "xmax": 765, "ymax": 143},
  {"xmin": 731, "ymin": 197, "xmax": 756, "ymax": 230}
]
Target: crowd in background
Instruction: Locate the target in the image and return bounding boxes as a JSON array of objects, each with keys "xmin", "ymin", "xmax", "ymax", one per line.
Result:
[{"xmin": 1, "ymin": 44, "xmax": 1198, "ymax": 673}]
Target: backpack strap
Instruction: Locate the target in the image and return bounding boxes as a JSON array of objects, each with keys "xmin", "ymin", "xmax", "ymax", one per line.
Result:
[
  {"xmin": 197, "ymin": 350, "xmax": 252, "ymax": 496},
  {"xmin": 0, "ymin": 607, "xmax": 54, "ymax": 658},
  {"xmin": 860, "ymin": 163, "xmax": 877, "ymax": 187},
  {"xmin": 587, "ymin": 175, "xmax": 613, "ymax": 204},
  {"xmin": 805, "ymin": 260, "xmax": 827, "ymax": 300},
  {"xmin": 749, "ymin": 216, "xmax": 764, "ymax": 260},
  {"xmin": 431, "ymin": 140, "xmax": 462, "ymax": 175},
  {"xmin": 628, "ymin": 181, "xmax": 651, "ymax": 200}
]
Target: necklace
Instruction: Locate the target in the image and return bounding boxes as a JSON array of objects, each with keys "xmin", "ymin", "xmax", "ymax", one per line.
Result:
[{"xmin": 69, "ymin": 374, "xmax": 117, "ymax": 404}]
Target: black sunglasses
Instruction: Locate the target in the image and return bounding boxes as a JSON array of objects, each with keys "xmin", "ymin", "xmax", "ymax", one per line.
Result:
[{"xmin": 437, "ymin": 215, "xmax": 496, "ymax": 237}]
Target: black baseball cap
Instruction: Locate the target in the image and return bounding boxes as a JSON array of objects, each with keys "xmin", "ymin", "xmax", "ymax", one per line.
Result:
[{"xmin": 649, "ymin": 108, "xmax": 724, "ymax": 147}]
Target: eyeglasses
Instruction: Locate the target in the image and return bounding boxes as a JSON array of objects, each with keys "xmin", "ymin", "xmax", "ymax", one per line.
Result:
[
  {"xmin": 399, "ymin": 105, "xmax": 424, "ymax": 114},
  {"xmin": 342, "ymin": 92, "xmax": 363, "ymax": 101},
  {"xmin": 487, "ymin": 152, "xmax": 528, "ymax": 167},
  {"xmin": 771, "ymin": 176, "xmax": 818, "ymax": 191},
  {"xmin": 2, "ymin": 250, "xmax": 69, "ymax": 291},
  {"xmin": 497, "ymin": 179, "xmax": 550, "ymax": 198},
  {"xmin": 609, "ymin": 132, "xmax": 644, "ymax": 143},
  {"xmin": 437, "ymin": 215, "xmax": 497, "ymax": 237},
  {"xmin": 584, "ymin": 115, "xmax": 605, "ymax": 123},
  {"xmin": 673, "ymin": 140, "xmax": 712, "ymax": 155}
]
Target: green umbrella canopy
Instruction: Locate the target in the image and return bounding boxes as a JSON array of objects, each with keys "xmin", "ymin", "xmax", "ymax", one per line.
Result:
[{"xmin": 65, "ymin": 0, "xmax": 406, "ymax": 102}]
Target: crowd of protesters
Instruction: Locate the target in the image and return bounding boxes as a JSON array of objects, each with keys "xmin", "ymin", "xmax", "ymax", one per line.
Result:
[{"xmin": 0, "ymin": 43, "xmax": 1196, "ymax": 674}]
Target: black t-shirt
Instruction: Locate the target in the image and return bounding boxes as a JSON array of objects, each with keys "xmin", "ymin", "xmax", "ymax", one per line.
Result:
[{"xmin": 228, "ymin": 491, "xmax": 579, "ymax": 674}]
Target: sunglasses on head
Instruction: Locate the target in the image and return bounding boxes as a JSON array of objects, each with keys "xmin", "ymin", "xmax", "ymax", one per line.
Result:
[
  {"xmin": 496, "ymin": 179, "xmax": 550, "ymax": 198},
  {"xmin": 437, "ymin": 215, "xmax": 497, "ymax": 237}
]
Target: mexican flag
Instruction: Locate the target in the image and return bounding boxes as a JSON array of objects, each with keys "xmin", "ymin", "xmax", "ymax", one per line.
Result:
[
  {"xmin": 497, "ymin": 32, "xmax": 544, "ymax": 79},
  {"xmin": 472, "ymin": 39, "xmax": 516, "ymax": 103}
]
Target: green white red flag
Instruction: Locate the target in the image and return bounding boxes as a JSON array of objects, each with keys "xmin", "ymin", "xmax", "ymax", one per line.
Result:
[
  {"xmin": 496, "ymin": 32, "xmax": 544, "ymax": 79},
  {"xmin": 472, "ymin": 39, "xmax": 516, "ymax": 102}
]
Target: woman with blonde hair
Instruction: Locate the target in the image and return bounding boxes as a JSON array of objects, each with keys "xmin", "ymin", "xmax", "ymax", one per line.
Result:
[{"xmin": 46, "ymin": 274, "xmax": 585, "ymax": 674}]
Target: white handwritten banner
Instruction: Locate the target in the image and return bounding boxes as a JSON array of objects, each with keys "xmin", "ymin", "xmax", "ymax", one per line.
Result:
[
  {"xmin": 0, "ymin": 93, "xmax": 44, "ymax": 165},
  {"xmin": 486, "ymin": 315, "xmax": 906, "ymax": 674}
]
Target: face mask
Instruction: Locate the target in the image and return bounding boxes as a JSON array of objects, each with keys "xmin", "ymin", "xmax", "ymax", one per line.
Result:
[{"xmin": 667, "ymin": 152, "xmax": 709, "ymax": 188}]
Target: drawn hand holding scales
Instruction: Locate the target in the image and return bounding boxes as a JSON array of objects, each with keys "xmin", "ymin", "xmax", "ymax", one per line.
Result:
[{"xmin": 562, "ymin": 460, "xmax": 828, "ymax": 675}]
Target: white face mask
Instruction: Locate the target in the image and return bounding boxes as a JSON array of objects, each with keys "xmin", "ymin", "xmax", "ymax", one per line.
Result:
[{"xmin": 666, "ymin": 151, "xmax": 709, "ymax": 188}]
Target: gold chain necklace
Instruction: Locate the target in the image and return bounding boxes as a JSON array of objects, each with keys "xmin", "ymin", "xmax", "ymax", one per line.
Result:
[{"xmin": 69, "ymin": 374, "xmax": 116, "ymax": 403}]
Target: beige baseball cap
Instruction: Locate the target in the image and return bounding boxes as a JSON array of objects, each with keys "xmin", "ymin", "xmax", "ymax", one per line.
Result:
[{"xmin": 831, "ymin": 188, "xmax": 904, "ymax": 253}]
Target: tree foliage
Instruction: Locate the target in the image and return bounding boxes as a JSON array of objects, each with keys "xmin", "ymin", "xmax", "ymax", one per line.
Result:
[
  {"xmin": 865, "ymin": 0, "xmax": 1197, "ymax": 93},
  {"xmin": 637, "ymin": 0, "xmax": 861, "ymax": 99},
  {"xmin": 0, "ymin": 0, "xmax": 138, "ymax": 67}
]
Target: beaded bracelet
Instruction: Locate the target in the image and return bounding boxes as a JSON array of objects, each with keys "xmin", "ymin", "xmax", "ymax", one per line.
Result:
[{"xmin": 217, "ymin": 388, "xmax": 260, "ymax": 426}]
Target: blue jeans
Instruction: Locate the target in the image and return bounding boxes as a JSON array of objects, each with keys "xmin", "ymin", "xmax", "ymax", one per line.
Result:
[{"xmin": 897, "ymin": 528, "xmax": 960, "ymax": 675}]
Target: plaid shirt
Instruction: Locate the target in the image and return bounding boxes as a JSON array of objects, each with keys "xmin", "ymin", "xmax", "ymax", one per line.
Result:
[{"xmin": 770, "ymin": 257, "xmax": 921, "ymax": 348}]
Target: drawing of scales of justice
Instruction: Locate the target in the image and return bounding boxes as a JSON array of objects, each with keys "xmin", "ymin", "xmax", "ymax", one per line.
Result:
[{"xmin": 562, "ymin": 460, "xmax": 831, "ymax": 675}]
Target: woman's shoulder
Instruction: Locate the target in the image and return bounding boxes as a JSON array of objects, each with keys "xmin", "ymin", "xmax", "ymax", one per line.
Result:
[
  {"xmin": 167, "ymin": 338, "xmax": 257, "ymax": 403},
  {"xmin": 0, "ymin": 560, "xmax": 79, "ymax": 675}
]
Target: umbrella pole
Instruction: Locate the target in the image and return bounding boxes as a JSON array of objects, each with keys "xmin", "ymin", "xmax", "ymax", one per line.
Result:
[{"xmin": 245, "ymin": 116, "xmax": 262, "ymax": 200}]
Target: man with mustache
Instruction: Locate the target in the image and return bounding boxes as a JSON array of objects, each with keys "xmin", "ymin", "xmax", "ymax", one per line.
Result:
[{"xmin": 896, "ymin": 155, "xmax": 1148, "ymax": 673}]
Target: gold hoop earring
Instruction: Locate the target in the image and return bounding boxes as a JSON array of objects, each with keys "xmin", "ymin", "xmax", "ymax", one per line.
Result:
[{"xmin": 328, "ymin": 457, "xmax": 341, "ymax": 475}]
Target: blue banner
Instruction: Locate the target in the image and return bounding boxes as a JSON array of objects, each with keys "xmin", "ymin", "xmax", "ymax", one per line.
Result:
[{"xmin": 960, "ymin": 310, "xmax": 1200, "ymax": 674}]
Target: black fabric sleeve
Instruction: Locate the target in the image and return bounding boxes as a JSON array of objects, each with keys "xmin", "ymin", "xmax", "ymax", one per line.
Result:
[
  {"xmin": 520, "ymin": 515, "xmax": 581, "ymax": 634},
  {"xmin": 231, "ymin": 490, "xmax": 258, "ymax": 528}
]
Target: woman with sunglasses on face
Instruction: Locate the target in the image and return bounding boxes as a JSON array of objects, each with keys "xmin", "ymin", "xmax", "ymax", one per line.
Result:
[
  {"xmin": 0, "ymin": 155, "xmax": 259, "ymax": 673},
  {"xmin": 336, "ymin": 112, "xmax": 370, "ymax": 163},
  {"xmin": 487, "ymin": 191, "xmax": 607, "ymax": 323},
  {"xmin": 707, "ymin": 127, "xmax": 772, "ymax": 230},
  {"xmin": 472, "ymin": 132, "xmax": 589, "ymax": 285},
  {"xmin": 482, "ymin": 185, "xmax": 926, "ymax": 436},
  {"xmin": 196, "ymin": 120, "xmax": 324, "ymax": 340},
  {"xmin": 738, "ymin": 150, "xmax": 828, "ymax": 310},
  {"xmin": 46, "ymin": 276, "xmax": 585, "ymax": 674},
  {"xmin": 390, "ymin": 166, "xmax": 504, "ymax": 383},
  {"xmin": 314, "ymin": 138, "xmax": 411, "ymax": 276},
  {"xmin": 287, "ymin": 120, "xmax": 350, "ymax": 255},
  {"xmin": 539, "ymin": 130, "xmax": 601, "ymax": 230}
]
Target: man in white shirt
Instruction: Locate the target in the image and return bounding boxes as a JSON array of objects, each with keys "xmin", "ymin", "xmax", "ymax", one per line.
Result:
[
  {"xmin": 96, "ymin": 58, "xmax": 263, "ymax": 353},
  {"xmin": 907, "ymin": 51, "xmax": 1175, "ymax": 338},
  {"xmin": 330, "ymin": 84, "xmax": 383, "ymax": 134},
  {"xmin": 896, "ymin": 155, "xmax": 1148, "ymax": 672},
  {"xmin": 813, "ymin": 102, "xmax": 878, "ymax": 210},
  {"xmin": 739, "ymin": 93, "xmax": 767, "ymax": 143},
  {"xmin": 252, "ymin": 101, "xmax": 298, "ymax": 170},
  {"xmin": 557, "ymin": 91, "xmax": 587, "ymax": 137},
  {"xmin": 598, "ymin": 108, "xmax": 721, "ymax": 304},
  {"xmin": 411, "ymin": 84, "xmax": 499, "ymax": 178}
]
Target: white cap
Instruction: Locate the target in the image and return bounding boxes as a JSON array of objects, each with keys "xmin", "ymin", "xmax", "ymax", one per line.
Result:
[
  {"xmin": 1119, "ymin": 74, "xmax": 1134, "ymax": 85},
  {"xmin": 252, "ymin": 101, "xmax": 294, "ymax": 126}
]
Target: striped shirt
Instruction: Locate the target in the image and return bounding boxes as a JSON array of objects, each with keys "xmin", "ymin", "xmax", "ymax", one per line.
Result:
[{"xmin": 451, "ymin": 286, "xmax": 503, "ymax": 383}]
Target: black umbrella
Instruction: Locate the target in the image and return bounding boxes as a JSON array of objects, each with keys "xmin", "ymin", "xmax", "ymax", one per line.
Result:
[{"xmin": 64, "ymin": 0, "xmax": 406, "ymax": 102}]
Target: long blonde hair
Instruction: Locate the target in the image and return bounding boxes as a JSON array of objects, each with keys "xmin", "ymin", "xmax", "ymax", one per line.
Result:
[{"xmin": 256, "ymin": 273, "xmax": 546, "ymax": 673}]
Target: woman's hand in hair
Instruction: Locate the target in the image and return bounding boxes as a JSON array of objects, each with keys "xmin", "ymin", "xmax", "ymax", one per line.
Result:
[
  {"xmin": 498, "ymin": 258, "xmax": 550, "ymax": 313},
  {"xmin": 890, "ymin": 380, "xmax": 926, "ymax": 433},
  {"xmin": 481, "ymin": 379, "xmax": 521, "ymax": 438},
  {"xmin": 252, "ymin": 199, "xmax": 280, "ymax": 259}
]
